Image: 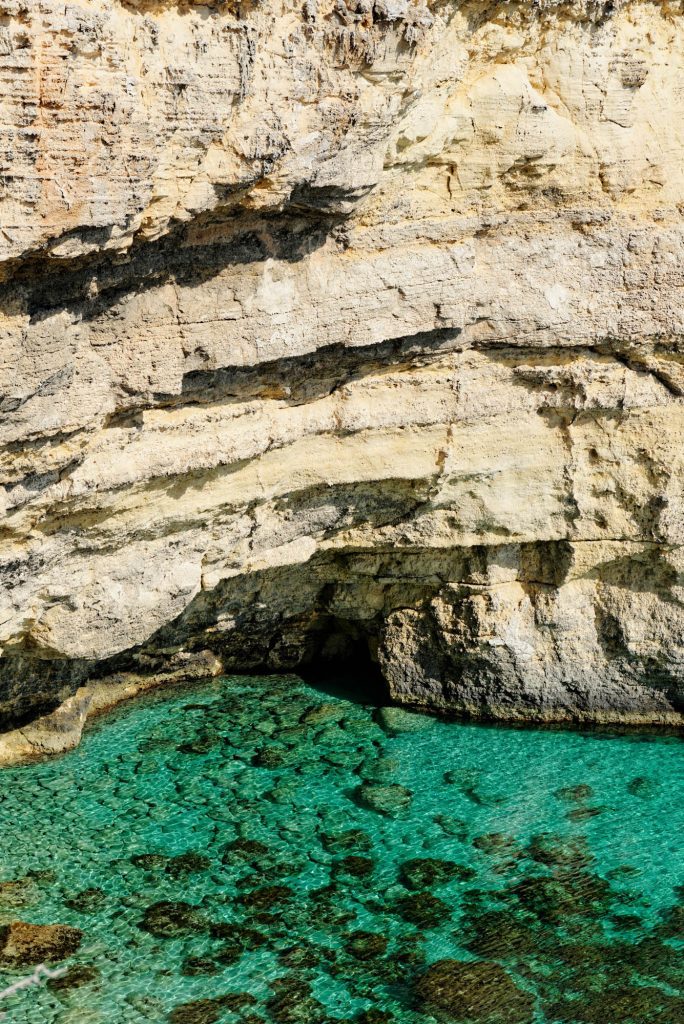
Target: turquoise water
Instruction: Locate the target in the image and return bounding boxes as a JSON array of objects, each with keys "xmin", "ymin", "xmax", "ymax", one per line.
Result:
[{"xmin": 0, "ymin": 673, "xmax": 681, "ymax": 1024}]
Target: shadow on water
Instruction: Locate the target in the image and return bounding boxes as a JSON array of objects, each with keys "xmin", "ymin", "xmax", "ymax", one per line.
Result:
[{"xmin": 300, "ymin": 663, "xmax": 388, "ymax": 709}]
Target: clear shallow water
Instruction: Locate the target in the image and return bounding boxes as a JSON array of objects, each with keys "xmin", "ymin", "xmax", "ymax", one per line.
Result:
[{"xmin": 0, "ymin": 673, "xmax": 681, "ymax": 1024}]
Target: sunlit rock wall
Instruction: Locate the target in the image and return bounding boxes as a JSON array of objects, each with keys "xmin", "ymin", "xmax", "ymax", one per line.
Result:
[{"xmin": 1, "ymin": 0, "xmax": 683, "ymax": 754}]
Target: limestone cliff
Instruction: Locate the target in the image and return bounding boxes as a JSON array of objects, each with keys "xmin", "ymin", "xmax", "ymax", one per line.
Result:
[{"xmin": 1, "ymin": 0, "xmax": 683, "ymax": 758}]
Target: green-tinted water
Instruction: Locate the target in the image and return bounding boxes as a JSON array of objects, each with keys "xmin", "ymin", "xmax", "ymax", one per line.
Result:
[{"xmin": 0, "ymin": 674, "xmax": 681, "ymax": 1024}]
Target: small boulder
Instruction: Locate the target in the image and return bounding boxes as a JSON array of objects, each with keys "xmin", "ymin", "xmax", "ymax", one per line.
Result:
[
  {"xmin": 356, "ymin": 783, "xmax": 412, "ymax": 817},
  {"xmin": 64, "ymin": 888, "xmax": 106, "ymax": 914},
  {"xmin": 414, "ymin": 959, "xmax": 534, "ymax": 1023},
  {"xmin": 526, "ymin": 834, "xmax": 592, "ymax": 869},
  {"xmin": 344, "ymin": 930, "xmax": 388, "ymax": 961},
  {"xmin": 321, "ymin": 829, "xmax": 372, "ymax": 854},
  {"xmin": 138, "ymin": 901, "xmax": 206, "ymax": 938},
  {"xmin": 0, "ymin": 877, "xmax": 37, "ymax": 909},
  {"xmin": 399, "ymin": 858, "xmax": 475, "ymax": 889},
  {"xmin": 181, "ymin": 956, "xmax": 220, "ymax": 977},
  {"xmin": 335, "ymin": 856, "xmax": 375, "ymax": 878},
  {"xmin": 300, "ymin": 703, "xmax": 343, "ymax": 725},
  {"xmin": 376, "ymin": 706, "xmax": 433, "ymax": 735},
  {"xmin": 165, "ymin": 852, "xmax": 211, "ymax": 878},
  {"xmin": 130, "ymin": 853, "xmax": 168, "ymax": 871},
  {"xmin": 169, "ymin": 999, "xmax": 224, "ymax": 1024},
  {"xmin": 0, "ymin": 921, "xmax": 83, "ymax": 967},
  {"xmin": 358, "ymin": 756, "xmax": 400, "ymax": 783},
  {"xmin": 237, "ymin": 885, "xmax": 294, "ymax": 910},
  {"xmin": 396, "ymin": 892, "xmax": 451, "ymax": 928},
  {"xmin": 47, "ymin": 964, "xmax": 100, "ymax": 992},
  {"xmin": 553, "ymin": 784, "xmax": 594, "ymax": 803},
  {"xmin": 627, "ymin": 776, "xmax": 659, "ymax": 798},
  {"xmin": 472, "ymin": 833, "xmax": 516, "ymax": 855}
]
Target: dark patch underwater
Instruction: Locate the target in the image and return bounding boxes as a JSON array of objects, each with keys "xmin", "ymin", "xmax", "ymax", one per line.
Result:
[{"xmin": 0, "ymin": 673, "xmax": 681, "ymax": 1023}]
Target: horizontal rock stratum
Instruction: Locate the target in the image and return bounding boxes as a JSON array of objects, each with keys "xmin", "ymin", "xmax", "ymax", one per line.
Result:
[{"xmin": 0, "ymin": 0, "xmax": 683, "ymax": 757}]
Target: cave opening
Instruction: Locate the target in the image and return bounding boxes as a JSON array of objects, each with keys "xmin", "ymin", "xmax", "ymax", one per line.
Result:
[{"xmin": 299, "ymin": 615, "xmax": 389, "ymax": 707}]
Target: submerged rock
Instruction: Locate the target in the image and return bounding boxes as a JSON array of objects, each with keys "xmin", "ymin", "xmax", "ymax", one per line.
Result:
[
  {"xmin": 130, "ymin": 853, "xmax": 168, "ymax": 871},
  {"xmin": 546, "ymin": 983, "xmax": 684, "ymax": 1024},
  {"xmin": 0, "ymin": 921, "xmax": 83, "ymax": 966},
  {"xmin": 396, "ymin": 892, "xmax": 451, "ymax": 928},
  {"xmin": 209, "ymin": 923, "xmax": 268, "ymax": 950},
  {"xmin": 213, "ymin": 944, "xmax": 243, "ymax": 967},
  {"xmin": 278, "ymin": 943, "xmax": 324, "ymax": 969},
  {"xmin": 466, "ymin": 911, "xmax": 537, "ymax": 959},
  {"xmin": 375, "ymin": 707, "xmax": 434, "ymax": 735},
  {"xmin": 355, "ymin": 783, "xmax": 413, "ymax": 817},
  {"xmin": 267, "ymin": 976, "xmax": 326, "ymax": 1023},
  {"xmin": 301, "ymin": 703, "xmax": 344, "ymax": 725},
  {"xmin": 344, "ymin": 930, "xmax": 388, "ymax": 961},
  {"xmin": 177, "ymin": 734, "xmax": 218, "ymax": 755},
  {"xmin": 627, "ymin": 776, "xmax": 659, "ymax": 798},
  {"xmin": 356, "ymin": 1011, "xmax": 394, "ymax": 1024},
  {"xmin": 656, "ymin": 904, "xmax": 684, "ymax": 939},
  {"xmin": 414, "ymin": 959, "xmax": 535, "ymax": 1023},
  {"xmin": 138, "ymin": 901, "xmax": 207, "ymax": 938},
  {"xmin": 472, "ymin": 833, "xmax": 517, "ymax": 855},
  {"xmin": 221, "ymin": 838, "xmax": 270, "ymax": 865},
  {"xmin": 400, "ymin": 858, "xmax": 475, "ymax": 889},
  {"xmin": 47, "ymin": 964, "xmax": 100, "ymax": 992},
  {"xmin": 358, "ymin": 756, "xmax": 400, "ymax": 783},
  {"xmin": 508, "ymin": 872, "xmax": 612, "ymax": 924},
  {"xmin": 554, "ymin": 784, "xmax": 595, "ymax": 803},
  {"xmin": 169, "ymin": 999, "xmax": 225, "ymax": 1024},
  {"xmin": 238, "ymin": 885, "xmax": 294, "ymax": 910},
  {"xmin": 434, "ymin": 815, "xmax": 469, "ymax": 841},
  {"xmin": 526, "ymin": 834, "xmax": 592, "ymax": 869},
  {"xmin": 55, "ymin": 1010, "xmax": 105, "ymax": 1024},
  {"xmin": 64, "ymin": 888, "xmax": 106, "ymax": 913},
  {"xmin": 170, "ymin": 993, "xmax": 258, "ymax": 1024},
  {"xmin": 320, "ymin": 829, "xmax": 372, "ymax": 854},
  {"xmin": 181, "ymin": 956, "xmax": 221, "ymax": 977},
  {"xmin": 125, "ymin": 995, "xmax": 165, "ymax": 1019},
  {"xmin": 165, "ymin": 852, "xmax": 212, "ymax": 877},
  {"xmin": 566, "ymin": 806, "xmax": 607, "ymax": 822},
  {"xmin": 0, "ymin": 877, "xmax": 37, "ymax": 909},
  {"xmin": 334, "ymin": 855, "xmax": 375, "ymax": 878},
  {"xmin": 610, "ymin": 913, "xmax": 643, "ymax": 932}
]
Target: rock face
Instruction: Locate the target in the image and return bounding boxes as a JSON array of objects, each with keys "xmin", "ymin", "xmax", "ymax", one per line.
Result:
[{"xmin": 0, "ymin": 0, "xmax": 683, "ymax": 748}]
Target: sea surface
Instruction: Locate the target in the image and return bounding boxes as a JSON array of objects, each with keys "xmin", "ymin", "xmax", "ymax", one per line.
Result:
[{"xmin": 0, "ymin": 673, "xmax": 681, "ymax": 1024}]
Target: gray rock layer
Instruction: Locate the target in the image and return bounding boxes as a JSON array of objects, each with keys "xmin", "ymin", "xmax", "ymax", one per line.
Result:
[{"xmin": 1, "ymin": 0, "xmax": 683, "ymax": 756}]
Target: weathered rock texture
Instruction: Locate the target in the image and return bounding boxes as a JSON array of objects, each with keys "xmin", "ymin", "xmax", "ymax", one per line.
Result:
[{"xmin": 1, "ymin": 0, "xmax": 683, "ymax": 756}]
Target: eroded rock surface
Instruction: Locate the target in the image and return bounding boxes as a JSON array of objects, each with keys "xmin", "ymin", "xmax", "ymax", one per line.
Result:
[
  {"xmin": 0, "ymin": 921, "xmax": 83, "ymax": 967},
  {"xmin": 0, "ymin": 0, "xmax": 683, "ymax": 752}
]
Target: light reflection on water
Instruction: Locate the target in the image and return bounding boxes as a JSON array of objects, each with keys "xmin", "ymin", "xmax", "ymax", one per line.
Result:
[{"xmin": 0, "ymin": 673, "xmax": 681, "ymax": 1024}]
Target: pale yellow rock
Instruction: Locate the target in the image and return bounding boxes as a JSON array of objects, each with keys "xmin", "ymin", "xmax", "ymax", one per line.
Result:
[{"xmin": 0, "ymin": 0, "xmax": 683, "ymax": 751}]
